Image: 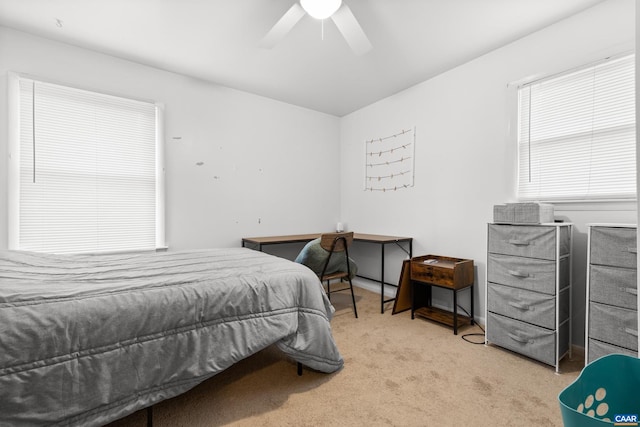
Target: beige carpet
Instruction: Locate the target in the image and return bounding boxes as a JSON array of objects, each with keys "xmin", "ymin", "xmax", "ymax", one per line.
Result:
[{"xmin": 107, "ymin": 282, "xmax": 583, "ymax": 427}]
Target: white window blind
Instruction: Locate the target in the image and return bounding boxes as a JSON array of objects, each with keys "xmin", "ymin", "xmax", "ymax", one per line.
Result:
[
  {"xmin": 14, "ymin": 78, "xmax": 161, "ymax": 254},
  {"xmin": 517, "ymin": 53, "xmax": 636, "ymax": 201}
]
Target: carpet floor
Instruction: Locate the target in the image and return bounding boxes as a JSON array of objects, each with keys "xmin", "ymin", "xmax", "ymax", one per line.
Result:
[{"xmin": 107, "ymin": 281, "xmax": 583, "ymax": 427}]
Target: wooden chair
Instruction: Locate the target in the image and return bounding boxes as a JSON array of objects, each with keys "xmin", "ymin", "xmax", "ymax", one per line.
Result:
[
  {"xmin": 297, "ymin": 232, "xmax": 359, "ymax": 375},
  {"xmin": 318, "ymin": 232, "xmax": 358, "ymax": 318}
]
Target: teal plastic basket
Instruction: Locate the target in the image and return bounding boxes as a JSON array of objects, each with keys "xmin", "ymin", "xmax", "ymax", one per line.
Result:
[{"xmin": 559, "ymin": 354, "xmax": 640, "ymax": 426}]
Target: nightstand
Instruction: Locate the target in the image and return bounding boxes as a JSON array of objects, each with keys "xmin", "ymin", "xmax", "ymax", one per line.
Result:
[{"xmin": 410, "ymin": 255, "xmax": 474, "ymax": 335}]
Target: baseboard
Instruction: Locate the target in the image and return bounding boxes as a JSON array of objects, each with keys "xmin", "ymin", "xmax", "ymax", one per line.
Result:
[{"xmin": 352, "ymin": 277, "xmax": 395, "ymax": 298}]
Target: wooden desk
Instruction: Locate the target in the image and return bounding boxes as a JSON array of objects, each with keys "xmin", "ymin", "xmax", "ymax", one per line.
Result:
[
  {"xmin": 241, "ymin": 233, "xmax": 320, "ymax": 250},
  {"xmin": 242, "ymin": 233, "xmax": 413, "ymax": 313}
]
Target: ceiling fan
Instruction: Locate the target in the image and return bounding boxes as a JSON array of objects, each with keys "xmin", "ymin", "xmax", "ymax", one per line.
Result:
[{"xmin": 260, "ymin": 0, "xmax": 372, "ymax": 55}]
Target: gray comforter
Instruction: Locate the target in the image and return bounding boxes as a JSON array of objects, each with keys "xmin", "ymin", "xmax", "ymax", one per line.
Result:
[{"xmin": 0, "ymin": 248, "xmax": 343, "ymax": 426}]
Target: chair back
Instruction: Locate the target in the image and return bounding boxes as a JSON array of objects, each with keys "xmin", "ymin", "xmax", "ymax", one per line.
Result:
[
  {"xmin": 320, "ymin": 232, "xmax": 354, "ymax": 253},
  {"xmin": 317, "ymin": 231, "xmax": 359, "ymax": 318}
]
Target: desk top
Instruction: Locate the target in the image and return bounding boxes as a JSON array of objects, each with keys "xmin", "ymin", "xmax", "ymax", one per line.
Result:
[
  {"xmin": 242, "ymin": 234, "xmax": 319, "ymax": 245},
  {"xmin": 353, "ymin": 233, "xmax": 413, "ymax": 243},
  {"xmin": 242, "ymin": 232, "xmax": 412, "ymax": 245}
]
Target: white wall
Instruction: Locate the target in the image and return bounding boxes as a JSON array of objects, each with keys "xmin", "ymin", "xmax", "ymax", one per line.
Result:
[
  {"xmin": 0, "ymin": 0, "xmax": 636, "ymax": 348},
  {"xmin": 0, "ymin": 27, "xmax": 341, "ymax": 252},
  {"xmin": 340, "ymin": 0, "xmax": 636, "ymax": 346}
]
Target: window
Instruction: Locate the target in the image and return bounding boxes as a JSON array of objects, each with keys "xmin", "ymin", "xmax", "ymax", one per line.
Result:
[
  {"xmin": 517, "ymin": 53, "xmax": 636, "ymax": 201},
  {"xmin": 8, "ymin": 74, "xmax": 164, "ymax": 254}
]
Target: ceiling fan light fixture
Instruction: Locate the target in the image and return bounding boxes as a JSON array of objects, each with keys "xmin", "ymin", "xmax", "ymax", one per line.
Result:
[{"xmin": 300, "ymin": 0, "xmax": 342, "ymax": 20}]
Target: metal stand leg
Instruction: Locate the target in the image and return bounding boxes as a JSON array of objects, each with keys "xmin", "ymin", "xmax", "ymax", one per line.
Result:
[
  {"xmin": 297, "ymin": 362, "xmax": 303, "ymax": 376},
  {"xmin": 147, "ymin": 406, "xmax": 153, "ymax": 427},
  {"xmin": 453, "ymin": 289, "xmax": 458, "ymax": 335},
  {"xmin": 470, "ymin": 285, "xmax": 475, "ymax": 325},
  {"xmin": 410, "ymin": 281, "xmax": 415, "ymax": 319}
]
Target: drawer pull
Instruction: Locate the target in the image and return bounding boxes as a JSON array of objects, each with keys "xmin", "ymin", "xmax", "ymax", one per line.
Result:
[
  {"xmin": 625, "ymin": 328, "xmax": 638, "ymax": 337},
  {"xmin": 507, "ymin": 269, "xmax": 530, "ymax": 278},
  {"xmin": 623, "ymin": 287, "xmax": 638, "ymax": 296},
  {"xmin": 508, "ymin": 301, "xmax": 532, "ymax": 311},
  {"xmin": 507, "ymin": 333, "xmax": 532, "ymax": 344},
  {"xmin": 627, "ymin": 247, "xmax": 638, "ymax": 254},
  {"xmin": 508, "ymin": 239, "xmax": 530, "ymax": 246}
]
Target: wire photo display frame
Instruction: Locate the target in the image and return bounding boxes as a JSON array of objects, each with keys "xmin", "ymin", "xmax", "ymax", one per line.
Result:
[{"xmin": 364, "ymin": 127, "xmax": 415, "ymax": 192}]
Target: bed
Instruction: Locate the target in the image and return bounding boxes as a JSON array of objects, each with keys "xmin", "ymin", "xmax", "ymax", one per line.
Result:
[{"xmin": 0, "ymin": 248, "xmax": 343, "ymax": 426}]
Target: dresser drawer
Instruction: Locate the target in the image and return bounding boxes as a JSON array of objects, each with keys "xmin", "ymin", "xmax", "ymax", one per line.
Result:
[
  {"xmin": 589, "ymin": 264, "xmax": 637, "ymax": 310},
  {"xmin": 487, "ymin": 312, "xmax": 556, "ymax": 366},
  {"xmin": 589, "ymin": 302, "xmax": 638, "ymax": 351},
  {"xmin": 588, "ymin": 338, "xmax": 638, "ymax": 364},
  {"xmin": 487, "ymin": 253, "xmax": 567, "ymax": 295},
  {"xmin": 590, "ymin": 226, "xmax": 637, "ymax": 268},
  {"xmin": 488, "ymin": 224, "xmax": 569, "ymax": 260},
  {"xmin": 487, "ymin": 283, "xmax": 565, "ymax": 329}
]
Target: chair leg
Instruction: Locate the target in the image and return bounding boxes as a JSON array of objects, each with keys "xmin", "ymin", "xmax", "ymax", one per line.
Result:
[
  {"xmin": 147, "ymin": 406, "xmax": 153, "ymax": 427},
  {"xmin": 324, "ymin": 277, "xmax": 357, "ymax": 318},
  {"xmin": 348, "ymin": 277, "xmax": 358, "ymax": 318}
]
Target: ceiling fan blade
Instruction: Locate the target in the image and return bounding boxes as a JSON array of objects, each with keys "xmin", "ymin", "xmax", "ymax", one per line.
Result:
[
  {"xmin": 259, "ymin": 3, "xmax": 306, "ymax": 49},
  {"xmin": 331, "ymin": 3, "xmax": 372, "ymax": 55}
]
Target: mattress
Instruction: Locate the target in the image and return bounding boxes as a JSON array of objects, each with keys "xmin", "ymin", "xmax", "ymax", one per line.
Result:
[{"xmin": 0, "ymin": 248, "xmax": 343, "ymax": 426}]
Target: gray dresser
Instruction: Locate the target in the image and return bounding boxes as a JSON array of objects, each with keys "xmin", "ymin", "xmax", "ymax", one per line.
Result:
[
  {"xmin": 586, "ymin": 224, "xmax": 638, "ymax": 363},
  {"xmin": 486, "ymin": 223, "xmax": 572, "ymax": 372}
]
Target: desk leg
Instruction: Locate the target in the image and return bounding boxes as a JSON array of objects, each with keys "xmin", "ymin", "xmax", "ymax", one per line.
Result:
[
  {"xmin": 380, "ymin": 244, "xmax": 385, "ymax": 313},
  {"xmin": 381, "ymin": 239, "xmax": 412, "ymax": 313}
]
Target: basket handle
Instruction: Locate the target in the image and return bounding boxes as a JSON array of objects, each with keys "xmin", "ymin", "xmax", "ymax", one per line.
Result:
[
  {"xmin": 508, "ymin": 239, "xmax": 530, "ymax": 246},
  {"xmin": 508, "ymin": 301, "xmax": 532, "ymax": 311},
  {"xmin": 508, "ymin": 270, "xmax": 531, "ymax": 278},
  {"xmin": 623, "ymin": 287, "xmax": 638, "ymax": 296},
  {"xmin": 507, "ymin": 333, "xmax": 532, "ymax": 344}
]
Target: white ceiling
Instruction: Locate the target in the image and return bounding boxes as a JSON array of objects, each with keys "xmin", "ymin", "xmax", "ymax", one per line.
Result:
[{"xmin": 0, "ymin": 0, "xmax": 606, "ymax": 116}]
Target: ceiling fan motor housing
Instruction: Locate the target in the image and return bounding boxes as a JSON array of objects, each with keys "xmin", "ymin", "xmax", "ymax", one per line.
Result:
[{"xmin": 300, "ymin": 0, "xmax": 342, "ymax": 20}]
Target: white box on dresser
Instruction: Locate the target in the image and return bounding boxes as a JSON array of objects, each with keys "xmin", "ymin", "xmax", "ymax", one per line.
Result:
[
  {"xmin": 585, "ymin": 224, "xmax": 638, "ymax": 364},
  {"xmin": 485, "ymin": 223, "xmax": 572, "ymax": 373}
]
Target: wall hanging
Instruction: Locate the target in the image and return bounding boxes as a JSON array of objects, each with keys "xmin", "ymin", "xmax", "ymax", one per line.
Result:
[{"xmin": 364, "ymin": 127, "xmax": 415, "ymax": 192}]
